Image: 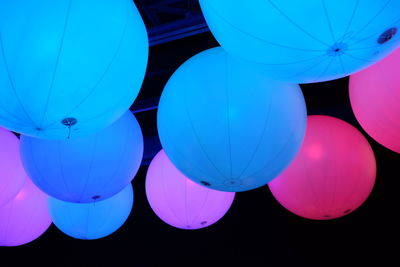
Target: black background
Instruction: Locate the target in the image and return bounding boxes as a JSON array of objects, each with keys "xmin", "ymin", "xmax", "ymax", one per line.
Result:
[{"xmin": 1, "ymin": 29, "xmax": 399, "ymax": 267}]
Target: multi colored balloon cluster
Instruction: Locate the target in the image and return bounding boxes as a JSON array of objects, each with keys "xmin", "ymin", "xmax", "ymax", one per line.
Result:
[
  {"xmin": 1, "ymin": 0, "xmax": 400, "ymax": 248},
  {"xmin": 1, "ymin": 0, "xmax": 147, "ymax": 246},
  {"xmin": 157, "ymin": 0, "xmax": 400, "ymax": 223}
]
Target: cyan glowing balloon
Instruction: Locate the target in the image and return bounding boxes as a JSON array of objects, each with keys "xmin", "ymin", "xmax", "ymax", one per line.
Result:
[
  {"xmin": 0, "ymin": 127, "xmax": 26, "ymax": 207},
  {"xmin": 49, "ymin": 184, "xmax": 133, "ymax": 240},
  {"xmin": 158, "ymin": 47, "xmax": 307, "ymax": 192},
  {"xmin": 350, "ymin": 48, "xmax": 400, "ymax": 153},
  {"xmin": 199, "ymin": 0, "xmax": 400, "ymax": 83},
  {"xmin": 0, "ymin": 178, "xmax": 52, "ymax": 247},
  {"xmin": 20, "ymin": 111, "xmax": 143, "ymax": 203},
  {"xmin": 269, "ymin": 116, "xmax": 376, "ymax": 220},
  {"xmin": 146, "ymin": 150, "xmax": 235, "ymax": 230},
  {"xmin": 0, "ymin": 0, "xmax": 148, "ymax": 139}
]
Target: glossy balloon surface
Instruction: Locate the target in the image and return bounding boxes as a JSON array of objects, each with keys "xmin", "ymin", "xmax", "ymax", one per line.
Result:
[
  {"xmin": 0, "ymin": 178, "xmax": 52, "ymax": 246},
  {"xmin": 350, "ymin": 47, "xmax": 400, "ymax": 153},
  {"xmin": 158, "ymin": 47, "xmax": 306, "ymax": 192},
  {"xmin": 200, "ymin": 0, "xmax": 400, "ymax": 83},
  {"xmin": 0, "ymin": 127, "xmax": 26, "ymax": 207},
  {"xmin": 146, "ymin": 150, "xmax": 235, "ymax": 230},
  {"xmin": 269, "ymin": 116, "xmax": 376, "ymax": 220},
  {"xmin": 0, "ymin": 0, "xmax": 148, "ymax": 138},
  {"xmin": 20, "ymin": 112, "xmax": 143, "ymax": 203},
  {"xmin": 49, "ymin": 184, "xmax": 133, "ymax": 240}
]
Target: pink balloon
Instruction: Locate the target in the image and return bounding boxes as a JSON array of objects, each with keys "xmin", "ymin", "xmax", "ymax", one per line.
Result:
[
  {"xmin": 0, "ymin": 127, "xmax": 26, "ymax": 207},
  {"xmin": 146, "ymin": 150, "xmax": 235, "ymax": 230},
  {"xmin": 0, "ymin": 177, "xmax": 52, "ymax": 246},
  {"xmin": 268, "ymin": 115, "xmax": 376, "ymax": 220},
  {"xmin": 350, "ymin": 48, "xmax": 400, "ymax": 153}
]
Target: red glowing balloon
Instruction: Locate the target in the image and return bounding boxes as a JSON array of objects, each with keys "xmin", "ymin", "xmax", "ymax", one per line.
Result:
[
  {"xmin": 268, "ymin": 115, "xmax": 376, "ymax": 220},
  {"xmin": 350, "ymin": 48, "xmax": 400, "ymax": 153}
]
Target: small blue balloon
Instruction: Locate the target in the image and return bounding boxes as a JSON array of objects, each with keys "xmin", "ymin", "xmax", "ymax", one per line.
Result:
[
  {"xmin": 49, "ymin": 184, "xmax": 133, "ymax": 240},
  {"xmin": 0, "ymin": 0, "xmax": 148, "ymax": 138},
  {"xmin": 158, "ymin": 47, "xmax": 307, "ymax": 192},
  {"xmin": 20, "ymin": 111, "xmax": 143, "ymax": 203}
]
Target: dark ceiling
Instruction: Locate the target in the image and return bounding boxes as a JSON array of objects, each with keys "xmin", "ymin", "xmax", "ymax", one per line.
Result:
[
  {"xmin": 1, "ymin": 1, "xmax": 399, "ymax": 266},
  {"xmin": 136, "ymin": 0, "xmax": 207, "ymax": 46}
]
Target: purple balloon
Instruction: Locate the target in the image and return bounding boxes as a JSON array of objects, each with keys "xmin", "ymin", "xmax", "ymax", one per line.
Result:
[
  {"xmin": 146, "ymin": 150, "xmax": 235, "ymax": 230},
  {"xmin": 0, "ymin": 127, "xmax": 26, "ymax": 207},
  {"xmin": 0, "ymin": 177, "xmax": 52, "ymax": 247}
]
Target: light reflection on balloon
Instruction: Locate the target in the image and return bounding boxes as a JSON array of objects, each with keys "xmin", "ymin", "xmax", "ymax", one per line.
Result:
[
  {"xmin": 269, "ymin": 115, "xmax": 376, "ymax": 220},
  {"xmin": 0, "ymin": 178, "xmax": 52, "ymax": 246},
  {"xmin": 0, "ymin": 127, "xmax": 26, "ymax": 207},
  {"xmin": 350, "ymin": 47, "xmax": 400, "ymax": 153}
]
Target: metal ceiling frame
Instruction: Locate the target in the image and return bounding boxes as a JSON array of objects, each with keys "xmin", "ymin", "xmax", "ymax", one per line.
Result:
[{"xmin": 135, "ymin": 0, "xmax": 209, "ymax": 46}]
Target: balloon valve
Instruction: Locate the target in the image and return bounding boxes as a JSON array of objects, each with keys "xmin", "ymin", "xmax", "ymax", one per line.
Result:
[
  {"xmin": 61, "ymin": 117, "xmax": 78, "ymax": 127},
  {"xmin": 92, "ymin": 195, "xmax": 101, "ymax": 200},
  {"xmin": 61, "ymin": 117, "xmax": 77, "ymax": 139},
  {"xmin": 327, "ymin": 43, "xmax": 347, "ymax": 57},
  {"xmin": 378, "ymin": 27, "xmax": 397, "ymax": 44},
  {"xmin": 343, "ymin": 209, "xmax": 352, "ymax": 214},
  {"xmin": 200, "ymin": 181, "xmax": 211, "ymax": 186}
]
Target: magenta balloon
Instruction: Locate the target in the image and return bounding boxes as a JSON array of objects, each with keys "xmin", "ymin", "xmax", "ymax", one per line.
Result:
[
  {"xmin": 350, "ymin": 48, "xmax": 400, "ymax": 153},
  {"xmin": 269, "ymin": 116, "xmax": 376, "ymax": 220},
  {"xmin": 0, "ymin": 177, "xmax": 52, "ymax": 246},
  {"xmin": 0, "ymin": 127, "xmax": 26, "ymax": 207},
  {"xmin": 146, "ymin": 150, "xmax": 235, "ymax": 230}
]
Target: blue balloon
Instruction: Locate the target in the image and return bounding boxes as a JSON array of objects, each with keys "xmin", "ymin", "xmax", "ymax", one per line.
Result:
[
  {"xmin": 20, "ymin": 111, "xmax": 143, "ymax": 203},
  {"xmin": 158, "ymin": 47, "xmax": 307, "ymax": 192},
  {"xmin": 0, "ymin": 0, "xmax": 148, "ymax": 139},
  {"xmin": 199, "ymin": 0, "xmax": 400, "ymax": 83},
  {"xmin": 49, "ymin": 184, "xmax": 133, "ymax": 240}
]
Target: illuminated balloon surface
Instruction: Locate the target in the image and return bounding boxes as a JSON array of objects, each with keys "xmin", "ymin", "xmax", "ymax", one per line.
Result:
[
  {"xmin": 0, "ymin": 127, "xmax": 26, "ymax": 207},
  {"xmin": 350, "ymin": 47, "xmax": 400, "ymax": 153},
  {"xmin": 0, "ymin": 0, "xmax": 148, "ymax": 138},
  {"xmin": 49, "ymin": 184, "xmax": 133, "ymax": 240},
  {"xmin": 0, "ymin": 178, "xmax": 52, "ymax": 246},
  {"xmin": 20, "ymin": 111, "xmax": 143, "ymax": 203},
  {"xmin": 269, "ymin": 116, "xmax": 376, "ymax": 220},
  {"xmin": 146, "ymin": 150, "xmax": 235, "ymax": 230},
  {"xmin": 158, "ymin": 47, "xmax": 306, "ymax": 192},
  {"xmin": 199, "ymin": 0, "xmax": 400, "ymax": 83}
]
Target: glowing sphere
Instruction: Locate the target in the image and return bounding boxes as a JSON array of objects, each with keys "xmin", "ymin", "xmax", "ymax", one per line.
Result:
[
  {"xmin": 49, "ymin": 184, "xmax": 133, "ymax": 240},
  {"xmin": 199, "ymin": 0, "xmax": 400, "ymax": 83},
  {"xmin": 0, "ymin": 0, "xmax": 148, "ymax": 139},
  {"xmin": 0, "ymin": 127, "xmax": 26, "ymax": 207},
  {"xmin": 0, "ymin": 178, "xmax": 52, "ymax": 246},
  {"xmin": 350, "ymin": 48, "xmax": 400, "ymax": 153},
  {"xmin": 158, "ymin": 47, "xmax": 306, "ymax": 192},
  {"xmin": 20, "ymin": 111, "xmax": 143, "ymax": 203},
  {"xmin": 269, "ymin": 115, "xmax": 376, "ymax": 220},
  {"xmin": 146, "ymin": 150, "xmax": 235, "ymax": 230}
]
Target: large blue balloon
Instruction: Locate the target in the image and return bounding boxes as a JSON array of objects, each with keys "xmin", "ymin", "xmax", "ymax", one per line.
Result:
[
  {"xmin": 20, "ymin": 111, "xmax": 143, "ymax": 203},
  {"xmin": 0, "ymin": 0, "xmax": 148, "ymax": 139},
  {"xmin": 199, "ymin": 0, "xmax": 400, "ymax": 83},
  {"xmin": 158, "ymin": 47, "xmax": 307, "ymax": 192},
  {"xmin": 49, "ymin": 184, "xmax": 133, "ymax": 240}
]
